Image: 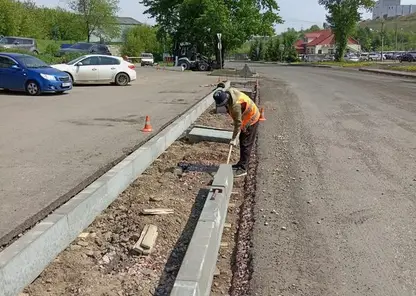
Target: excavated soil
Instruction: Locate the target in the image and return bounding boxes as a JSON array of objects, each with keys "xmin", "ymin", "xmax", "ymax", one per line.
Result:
[{"xmin": 24, "ymin": 103, "xmax": 246, "ymax": 296}]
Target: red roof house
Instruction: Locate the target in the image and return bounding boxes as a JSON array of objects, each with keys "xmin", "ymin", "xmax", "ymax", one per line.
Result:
[{"xmin": 295, "ymin": 30, "xmax": 360, "ymax": 55}]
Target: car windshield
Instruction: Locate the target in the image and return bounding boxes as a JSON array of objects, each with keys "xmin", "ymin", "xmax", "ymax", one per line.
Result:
[
  {"xmin": 70, "ymin": 43, "xmax": 92, "ymax": 50},
  {"xmin": 67, "ymin": 56, "xmax": 85, "ymax": 65},
  {"xmin": 141, "ymin": 53, "xmax": 153, "ymax": 58},
  {"xmin": 18, "ymin": 55, "xmax": 49, "ymax": 68},
  {"xmin": 0, "ymin": 37, "xmax": 16, "ymax": 44}
]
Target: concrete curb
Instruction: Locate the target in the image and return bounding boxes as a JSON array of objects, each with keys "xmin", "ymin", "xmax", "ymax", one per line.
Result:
[
  {"xmin": 0, "ymin": 81, "xmax": 231, "ymax": 296},
  {"xmin": 155, "ymin": 66, "xmax": 185, "ymax": 72},
  {"xmin": 358, "ymin": 67, "xmax": 416, "ymax": 78},
  {"xmin": 188, "ymin": 125, "xmax": 232, "ymax": 144},
  {"xmin": 170, "ymin": 164, "xmax": 234, "ymax": 296}
]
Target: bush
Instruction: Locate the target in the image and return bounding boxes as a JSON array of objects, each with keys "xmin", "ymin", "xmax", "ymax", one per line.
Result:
[
  {"xmin": 0, "ymin": 47, "xmax": 85, "ymax": 64},
  {"xmin": 44, "ymin": 43, "xmax": 60, "ymax": 56}
]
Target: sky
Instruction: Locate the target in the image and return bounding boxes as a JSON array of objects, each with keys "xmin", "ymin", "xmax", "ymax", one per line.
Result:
[{"xmin": 32, "ymin": 0, "xmax": 416, "ymax": 33}]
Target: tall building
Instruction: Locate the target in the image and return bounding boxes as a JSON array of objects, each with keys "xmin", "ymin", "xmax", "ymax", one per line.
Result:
[{"xmin": 372, "ymin": 0, "xmax": 416, "ymax": 19}]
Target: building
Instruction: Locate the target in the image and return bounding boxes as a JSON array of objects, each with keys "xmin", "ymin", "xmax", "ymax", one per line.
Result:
[
  {"xmin": 294, "ymin": 30, "xmax": 361, "ymax": 55},
  {"xmin": 90, "ymin": 17, "xmax": 142, "ymax": 43},
  {"xmin": 372, "ymin": 0, "xmax": 416, "ymax": 19}
]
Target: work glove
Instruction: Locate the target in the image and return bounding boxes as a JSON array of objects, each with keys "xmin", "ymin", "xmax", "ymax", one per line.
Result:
[{"xmin": 230, "ymin": 138, "xmax": 238, "ymax": 146}]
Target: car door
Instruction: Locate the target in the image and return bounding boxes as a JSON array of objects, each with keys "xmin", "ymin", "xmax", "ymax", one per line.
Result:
[
  {"xmin": 0, "ymin": 56, "xmax": 26, "ymax": 90},
  {"xmin": 97, "ymin": 56, "xmax": 119, "ymax": 81},
  {"xmin": 74, "ymin": 56, "xmax": 100, "ymax": 82}
]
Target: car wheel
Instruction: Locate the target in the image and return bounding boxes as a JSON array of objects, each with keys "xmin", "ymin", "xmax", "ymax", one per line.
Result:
[
  {"xmin": 115, "ymin": 72, "xmax": 130, "ymax": 86},
  {"xmin": 198, "ymin": 62, "xmax": 209, "ymax": 71},
  {"xmin": 32, "ymin": 50, "xmax": 39, "ymax": 55},
  {"xmin": 25, "ymin": 80, "xmax": 41, "ymax": 96}
]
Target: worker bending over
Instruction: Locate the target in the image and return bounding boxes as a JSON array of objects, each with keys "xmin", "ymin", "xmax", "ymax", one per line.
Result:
[{"xmin": 213, "ymin": 84, "xmax": 260, "ymax": 177}]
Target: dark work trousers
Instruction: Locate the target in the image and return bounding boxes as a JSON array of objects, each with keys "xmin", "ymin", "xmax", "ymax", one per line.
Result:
[{"xmin": 237, "ymin": 120, "xmax": 259, "ymax": 170}]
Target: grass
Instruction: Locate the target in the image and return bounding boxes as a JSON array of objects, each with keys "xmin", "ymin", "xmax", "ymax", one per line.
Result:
[
  {"xmin": 312, "ymin": 61, "xmax": 378, "ymax": 68},
  {"xmin": 360, "ymin": 12, "xmax": 416, "ymax": 31},
  {"xmin": 386, "ymin": 64, "xmax": 416, "ymax": 72}
]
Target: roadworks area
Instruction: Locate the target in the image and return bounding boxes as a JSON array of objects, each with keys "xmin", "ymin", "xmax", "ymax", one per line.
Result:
[{"xmin": 23, "ymin": 100, "xmax": 254, "ymax": 296}]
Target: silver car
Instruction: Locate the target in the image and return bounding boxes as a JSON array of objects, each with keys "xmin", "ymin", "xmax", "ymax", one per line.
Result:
[{"xmin": 0, "ymin": 36, "xmax": 39, "ymax": 54}]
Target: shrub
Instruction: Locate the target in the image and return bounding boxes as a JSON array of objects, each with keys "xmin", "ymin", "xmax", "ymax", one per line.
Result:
[
  {"xmin": 0, "ymin": 47, "xmax": 85, "ymax": 64},
  {"xmin": 44, "ymin": 43, "xmax": 60, "ymax": 56}
]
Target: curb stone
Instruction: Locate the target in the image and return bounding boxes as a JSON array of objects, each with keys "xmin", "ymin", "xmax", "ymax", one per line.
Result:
[
  {"xmin": 0, "ymin": 81, "xmax": 231, "ymax": 296},
  {"xmin": 358, "ymin": 67, "xmax": 416, "ymax": 78},
  {"xmin": 170, "ymin": 164, "xmax": 234, "ymax": 296}
]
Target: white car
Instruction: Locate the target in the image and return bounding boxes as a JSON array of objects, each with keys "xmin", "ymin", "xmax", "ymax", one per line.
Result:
[
  {"xmin": 51, "ymin": 54, "xmax": 136, "ymax": 86},
  {"xmin": 140, "ymin": 53, "xmax": 154, "ymax": 66}
]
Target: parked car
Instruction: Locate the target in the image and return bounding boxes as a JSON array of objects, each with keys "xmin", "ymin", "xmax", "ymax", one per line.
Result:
[
  {"xmin": 359, "ymin": 52, "xmax": 369, "ymax": 61},
  {"xmin": 140, "ymin": 53, "xmax": 154, "ymax": 66},
  {"xmin": 51, "ymin": 54, "xmax": 136, "ymax": 86},
  {"xmin": 0, "ymin": 52, "xmax": 72, "ymax": 95},
  {"xmin": 345, "ymin": 54, "xmax": 360, "ymax": 62},
  {"xmin": 0, "ymin": 36, "xmax": 39, "ymax": 54},
  {"xmin": 368, "ymin": 52, "xmax": 384, "ymax": 61},
  {"xmin": 399, "ymin": 52, "xmax": 416, "ymax": 62},
  {"xmin": 57, "ymin": 42, "xmax": 111, "ymax": 57}
]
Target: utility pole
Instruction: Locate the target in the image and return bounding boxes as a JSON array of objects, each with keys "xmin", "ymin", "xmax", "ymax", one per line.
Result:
[
  {"xmin": 381, "ymin": 20, "xmax": 385, "ymax": 62},
  {"xmin": 217, "ymin": 33, "xmax": 222, "ymax": 69},
  {"xmin": 395, "ymin": 22, "xmax": 398, "ymax": 51}
]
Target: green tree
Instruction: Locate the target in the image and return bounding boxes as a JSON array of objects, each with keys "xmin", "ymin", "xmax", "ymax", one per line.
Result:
[
  {"xmin": 354, "ymin": 26, "xmax": 372, "ymax": 51},
  {"xmin": 281, "ymin": 29, "xmax": 299, "ymax": 62},
  {"xmin": 121, "ymin": 25, "xmax": 161, "ymax": 57},
  {"xmin": 140, "ymin": 0, "xmax": 283, "ymax": 63},
  {"xmin": 319, "ymin": 0, "xmax": 375, "ymax": 61},
  {"xmin": 304, "ymin": 25, "xmax": 321, "ymax": 33},
  {"xmin": 68, "ymin": 0, "xmax": 120, "ymax": 42}
]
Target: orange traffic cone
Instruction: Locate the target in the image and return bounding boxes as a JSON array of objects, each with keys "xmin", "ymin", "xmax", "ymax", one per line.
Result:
[
  {"xmin": 259, "ymin": 107, "xmax": 266, "ymax": 121},
  {"xmin": 141, "ymin": 116, "xmax": 153, "ymax": 132}
]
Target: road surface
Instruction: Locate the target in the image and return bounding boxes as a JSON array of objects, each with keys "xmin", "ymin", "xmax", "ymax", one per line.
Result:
[
  {"xmin": 0, "ymin": 68, "xmax": 216, "ymax": 246},
  {"xmin": 250, "ymin": 65, "xmax": 416, "ymax": 296}
]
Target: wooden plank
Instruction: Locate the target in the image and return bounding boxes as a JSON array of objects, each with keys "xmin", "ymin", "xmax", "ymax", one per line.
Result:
[
  {"xmin": 224, "ymin": 223, "xmax": 232, "ymax": 229},
  {"xmin": 220, "ymin": 241, "xmax": 228, "ymax": 248},
  {"xmin": 141, "ymin": 208, "xmax": 174, "ymax": 215}
]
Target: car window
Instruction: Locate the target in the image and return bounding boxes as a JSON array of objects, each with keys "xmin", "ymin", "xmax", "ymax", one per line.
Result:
[
  {"xmin": 0, "ymin": 38, "xmax": 16, "ymax": 44},
  {"xmin": 99, "ymin": 56, "xmax": 120, "ymax": 65},
  {"xmin": 80, "ymin": 56, "xmax": 100, "ymax": 65},
  {"xmin": 98, "ymin": 45, "xmax": 108, "ymax": 52},
  {"xmin": 22, "ymin": 39, "xmax": 33, "ymax": 45},
  {"xmin": 0, "ymin": 56, "xmax": 17, "ymax": 68}
]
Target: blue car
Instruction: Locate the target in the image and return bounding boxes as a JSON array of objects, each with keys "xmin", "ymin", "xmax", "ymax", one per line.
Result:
[{"xmin": 0, "ymin": 52, "xmax": 72, "ymax": 96}]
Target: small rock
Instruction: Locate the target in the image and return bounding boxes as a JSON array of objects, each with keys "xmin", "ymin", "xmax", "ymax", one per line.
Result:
[
  {"xmin": 262, "ymin": 215, "xmax": 266, "ymax": 218},
  {"xmin": 70, "ymin": 245, "xmax": 82, "ymax": 251},
  {"xmin": 102, "ymin": 255, "xmax": 110, "ymax": 264},
  {"xmin": 281, "ymin": 226, "xmax": 287, "ymax": 230},
  {"xmin": 77, "ymin": 241, "xmax": 89, "ymax": 247},
  {"xmin": 317, "ymin": 221, "xmax": 321, "ymax": 224},
  {"xmin": 89, "ymin": 232, "xmax": 97, "ymax": 238},
  {"xmin": 264, "ymin": 222, "xmax": 269, "ymax": 226},
  {"xmin": 292, "ymin": 221, "xmax": 298, "ymax": 225},
  {"xmin": 307, "ymin": 200, "xmax": 311, "ymax": 204},
  {"xmin": 260, "ymin": 208, "xmax": 264, "ymax": 212},
  {"xmin": 85, "ymin": 250, "xmax": 94, "ymax": 257},
  {"xmin": 149, "ymin": 196, "xmax": 163, "ymax": 202}
]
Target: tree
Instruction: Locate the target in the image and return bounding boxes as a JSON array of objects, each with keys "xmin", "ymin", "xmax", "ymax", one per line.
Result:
[
  {"xmin": 281, "ymin": 29, "xmax": 299, "ymax": 62},
  {"xmin": 319, "ymin": 0, "xmax": 375, "ymax": 61},
  {"xmin": 304, "ymin": 25, "xmax": 321, "ymax": 33},
  {"xmin": 121, "ymin": 25, "xmax": 160, "ymax": 57},
  {"xmin": 140, "ymin": 0, "xmax": 283, "ymax": 63},
  {"xmin": 68, "ymin": 0, "xmax": 120, "ymax": 42}
]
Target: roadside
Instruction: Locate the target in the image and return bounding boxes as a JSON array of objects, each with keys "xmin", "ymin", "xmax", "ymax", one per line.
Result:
[{"xmin": 23, "ymin": 103, "xmax": 242, "ymax": 296}]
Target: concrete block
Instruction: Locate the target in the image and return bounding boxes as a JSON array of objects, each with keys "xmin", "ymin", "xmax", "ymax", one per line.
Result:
[
  {"xmin": 132, "ymin": 224, "xmax": 158, "ymax": 255},
  {"xmin": 170, "ymin": 164, "xmax": 234, "ymax": 296},
  {"xmin": 171, "ymin": 281, "xmax": 200, "ymax": 296},
  {"xmin": 188, "ymin": 126, "xmax": 232, "ymax": 143},
  {"xmin": 101, "ymin": 158, "xmax": 134, "ymax": 200},
  {"xmin": 129, "ymin": 147, "xmax": 154, "ymax": 177},
  {"xmin": 0, "ymin": 214, "xmax": 69, "ymax": 296},
  {"xmin": 211, "ymin": 164, "xmax": 234, "ymax": 198}
]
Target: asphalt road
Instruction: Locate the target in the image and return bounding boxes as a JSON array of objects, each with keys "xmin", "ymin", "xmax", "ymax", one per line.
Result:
[
  {"xmin": 249, "ymin": 66, "xmax": 416, "ymax": 295},
  {"xmin": 0, "ymin": 68, "xmax": 216, "ymax": 246}
]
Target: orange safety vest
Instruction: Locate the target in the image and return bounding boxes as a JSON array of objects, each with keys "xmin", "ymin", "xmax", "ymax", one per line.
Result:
[{"xmin": 234, "ymin": 92, "xmax": 260, "ymax": 129}]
